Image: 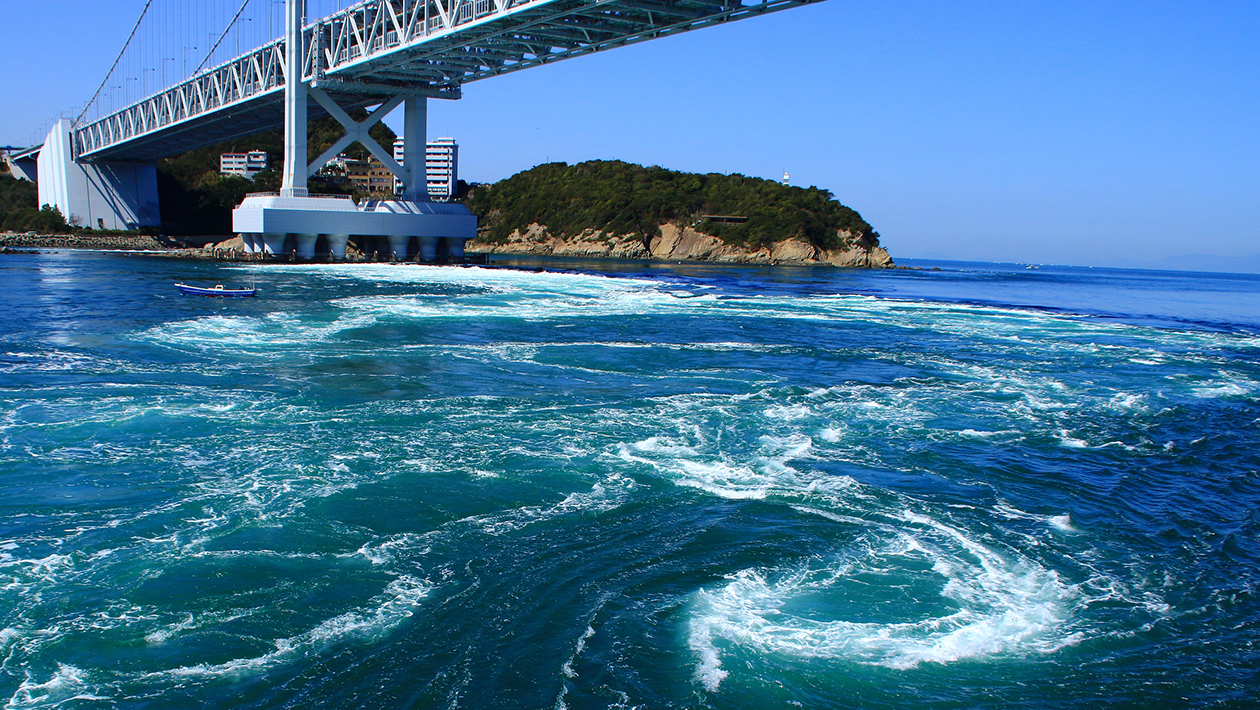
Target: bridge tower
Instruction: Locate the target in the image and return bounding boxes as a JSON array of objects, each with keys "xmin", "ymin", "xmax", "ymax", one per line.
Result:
[{"xmin": 232, "ymin": 0, "xmax": 476, "ymax": 260}]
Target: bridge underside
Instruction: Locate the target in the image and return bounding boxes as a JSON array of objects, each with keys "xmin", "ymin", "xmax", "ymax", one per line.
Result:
[
  {"xmin": 79, "ymin": 90, "xmax": 403, "ymax": 163},
  {"xmin": 73, "ymin": 0, "xmax": 825, "ymax": 162},
  {"xmin": 328, "ymin": 0, "xmax": 817, "ymax": 89}
]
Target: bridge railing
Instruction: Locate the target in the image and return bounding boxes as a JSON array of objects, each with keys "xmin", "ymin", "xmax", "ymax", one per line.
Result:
[
  {"xmin": 74, "ymin": 41, "xmax": 288, "ymax": 159},
  {"xmin": 305, "ymin": 0, "xmax": 793, "ymax": 91}
]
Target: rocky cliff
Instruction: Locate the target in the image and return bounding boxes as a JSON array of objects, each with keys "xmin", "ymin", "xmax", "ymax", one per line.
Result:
[{"xmin": 470, "ymin": 223, "xmax": 894, "ymax": 268}]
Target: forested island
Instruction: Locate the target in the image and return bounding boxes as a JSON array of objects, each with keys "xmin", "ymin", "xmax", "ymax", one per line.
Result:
[{"xmin": 466, "ymin": 161, "xmax": 892, "ymax": 267}]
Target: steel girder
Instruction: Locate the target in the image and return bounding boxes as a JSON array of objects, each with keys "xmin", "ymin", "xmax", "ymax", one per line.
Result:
[{"xmin": 74, "ymin": 0, "xmax": 825, "ymax": 161}]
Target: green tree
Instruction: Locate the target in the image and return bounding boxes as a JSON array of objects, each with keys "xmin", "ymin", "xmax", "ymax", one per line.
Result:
[
  {"xmin": 0, "ymin": 172, "xmax": 38, "ymax": 230},
  {"xmin": 2, "ymin": 204, "xmax": 70, "ymax": 234}
]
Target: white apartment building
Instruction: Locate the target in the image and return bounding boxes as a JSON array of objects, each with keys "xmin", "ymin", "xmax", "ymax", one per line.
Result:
[
  {"xmin": 219, "ymin": 151, "xmax": 269, "ymax": 179},
  {"xmin": 392, "ymin": 137, "xmax": 459, "ymax": 201}
]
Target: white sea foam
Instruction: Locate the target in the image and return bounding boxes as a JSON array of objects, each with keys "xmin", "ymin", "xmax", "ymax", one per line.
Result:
[
  {"xmin": 790, "ymin": 506, "xmax": 869, "ymax": 526},
  {"xmin": 631, "ymin": 436, "xmax": 698, "ymax": 457},
  {"xmin": 1, "ymin": 553, "xmax": 75, "ymax": 588},
  {"xmin": 340, "ymin": 532, "xmax": 430, "ymax": 566},
  {"xmin": 763, "ymin": 404, "xmax": 812, "ymax": 421},
  {"xmin": 460, "ymin": 472, "xmax": 636, "ymax": 535},
  {"xmin": 1108, "ymin": 393, "xmax": 1148, "ymax": 411},
  {"xmin": 561, "ymin": 625, "xmax": 595, "ymax": 679},
  {"xmin": 688, "ymin": 512, "xmax": 1082, "ymax": 690},
  {"xmin": 6, "ymin": 663, "xmax": 109, "ymax": 708},
  {"xmin": 137, "ymin": 310, "xmax": 376, "ymax": 353},
  {"xmin": 994, "ymin": 504, "xmax": 1075, "ymax": 533},
  {"xmin": 1057, "ymin": 431, "xmax": 1089, "ymax": 449},
  {"xmin": 1191, "ymin": 378, "xmax": 1256, "ymax": 399},
  {"xmin": 619, "ymin": 443, "xmax": 773, "ymax": 500},
  {"xmin": 143, "ymin": 610, "xmax": 250, "ymax": 645},
  {"xmin": 146, "ymin": 575, "xmax": 431, "ymax": 680}
]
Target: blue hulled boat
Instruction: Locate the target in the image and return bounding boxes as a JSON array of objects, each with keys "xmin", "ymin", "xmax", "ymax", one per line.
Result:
[{"xmin": 175, "ymin": 283, "xmax": 256, "ymax": 297}]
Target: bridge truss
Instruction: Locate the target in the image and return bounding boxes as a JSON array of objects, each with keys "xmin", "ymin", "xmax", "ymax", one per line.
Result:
[{"xmin": 73, "ymin": 0, "xmax": 825, "ymax": 162}]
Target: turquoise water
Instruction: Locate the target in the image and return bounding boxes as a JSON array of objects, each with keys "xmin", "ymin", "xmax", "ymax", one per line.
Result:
[{"xmin": 1, "ymin": 252, "xmax": 1258, "ymax": 708}]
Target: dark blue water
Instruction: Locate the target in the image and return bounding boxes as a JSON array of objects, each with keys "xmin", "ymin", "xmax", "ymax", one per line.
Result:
[{"xmin": 1, "ymin": 251, "xmax": 1258, "ymax": 708}]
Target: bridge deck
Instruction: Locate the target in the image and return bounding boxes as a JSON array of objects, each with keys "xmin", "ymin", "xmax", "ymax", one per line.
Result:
[{"xmin": 73, "ymin": 0, "xmax": 824, "ymax": 162}]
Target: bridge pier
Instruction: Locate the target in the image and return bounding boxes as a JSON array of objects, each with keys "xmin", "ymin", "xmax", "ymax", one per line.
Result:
[
  {"xmin": 294, "ymin": 233, "xmax": 319, "ymax": 260},
  {"xmin": 446, "ymin": 236, "xmax": 466, "ymax": 260},
  {"xmin": 234, "ymin": 195, "xmax": 474, "ymax": 261},
  {"xmin": 37, "ymin": 119, "xmax": 160, "ymax": 231},
  {"xmin": 231, "ymin": 0, "xmax": 476, "ymax": 263},
  {"xmin": 261, "ymin": 233, "xmax": 289, "ymax": 256},
  {"xmin": 387, "ymin": 235, "xmax": 412, "ymax": 259},
  {"xmin": 326, "ymin": 234, "xmax": 349, "ymax": 260}
]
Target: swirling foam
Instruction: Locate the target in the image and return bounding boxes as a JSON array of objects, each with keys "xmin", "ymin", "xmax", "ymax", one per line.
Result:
[{"xmin": 687, "ymin": 511, "xmax": 1081, "ymax": 690}]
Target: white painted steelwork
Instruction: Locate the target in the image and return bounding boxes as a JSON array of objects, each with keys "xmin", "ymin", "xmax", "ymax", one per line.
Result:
[
  {"xmin": 282, "ymin": 0, "xmax": 309, "ymax": 197},
  {"xmin": 73, "ymin": 0, "xmax": 824, "ymax": 161}
]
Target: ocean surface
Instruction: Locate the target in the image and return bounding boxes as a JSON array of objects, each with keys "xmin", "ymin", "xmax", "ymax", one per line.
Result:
[{"xmin": 1, "ymin": 252, "xmax": 1258, "ymax": 709}]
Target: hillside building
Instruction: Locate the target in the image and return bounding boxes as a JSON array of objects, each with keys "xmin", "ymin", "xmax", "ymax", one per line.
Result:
[
  {"xmin": 392, "ymin": 137, "xmax": 459, "ymax": 201},
  {"xmin": 219, "ymin": 151, "xmax": 269, "ymax": 179}
]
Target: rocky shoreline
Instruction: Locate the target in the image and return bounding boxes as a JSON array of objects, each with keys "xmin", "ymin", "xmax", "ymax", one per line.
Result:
[
  {"xmin": 0, "ymin": 232, "xmax": 171, "ymax": 251},
  {"xmin": 470, "ymin": 223, "xmax": 895, "ymax": 268},
  {"xmin": 2, "ymin": 227, "xmax": 896, "ymax": 269}
]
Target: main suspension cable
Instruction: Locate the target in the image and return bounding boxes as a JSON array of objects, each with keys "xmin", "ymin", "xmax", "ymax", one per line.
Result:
[{"xmin": 74, "ymin": 0, "xmax": 157, "ymax": 126}]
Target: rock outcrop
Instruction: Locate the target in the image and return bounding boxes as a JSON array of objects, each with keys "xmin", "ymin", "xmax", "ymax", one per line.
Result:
[{"xmin": 471, "ymin": 223, "xmax": 893, "ymax": 268}]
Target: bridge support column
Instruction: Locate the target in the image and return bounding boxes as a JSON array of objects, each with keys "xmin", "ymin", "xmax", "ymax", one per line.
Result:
[
  {"xmin": 386, "ymin": 235, "xmax": 412, "ymax": 259},
  {"xmin": 295, "ymin": 233, "xmax": 319, "ymax": 259},
  {"xmin": 327, "ymin": 234, "xmax": 349, "ymax": 259},
  {"xmin": 402, "ymin": 97, "xmax": 427, "ymax": 202},
  {"xmin": 443, "ymin": 237, "xmax": 466, "ymax": 259},
  {"xmin": 280, "ymin": 0, "xmax": 308, "ymax": 198},
  {"xmin": 417, "ymin": 237, "xmax": 438, "ymax": 262},
  {"xmin": 232, "ymin": 0, "xmax": 475, "ymax": 262},
  {"xmin": 261, "ymin": 233, "xmax": 288, "ymax": 255}
]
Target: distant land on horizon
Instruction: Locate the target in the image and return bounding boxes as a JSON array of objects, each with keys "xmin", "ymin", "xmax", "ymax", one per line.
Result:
[{"xmin": 904, "ymin": 251, "xmax": 1260, "ymax": 276}]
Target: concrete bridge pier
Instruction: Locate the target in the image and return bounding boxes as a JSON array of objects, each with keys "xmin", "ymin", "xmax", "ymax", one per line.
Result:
[
  {"xmin": 386, "ymin": 235, "xmax": 412, "ymax": 259},
  {"xmin": 232, "ymin": 0, "xmax": 476, "ymax": 263},
  {"xmin": 241, "ymin": 233, "xmax": 262, "ymax": 254},
  {"xmin": 37, "ymin": 119, "xmax": 160, "ymax": 231},
  {"xmin": 295, "ymin": 233, "xmax": 320, "ymax": 260},
  {"xmin": 444, "ymin": 237, "xmax": 466, "ymax": 260},
  {"xmin": 326, "ymin": 234, "xmax": 349, "ymax": 259},
  {"xmin": 261, "ymin": 233, "xmax": 289, "ymax": 255},
  {"xmin": 418, "ymin": 236, "xmax": 438, "ymax": 261}
]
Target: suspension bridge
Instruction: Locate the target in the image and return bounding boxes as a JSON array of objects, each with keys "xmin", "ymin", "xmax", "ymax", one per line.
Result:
[{"xmin": 25, "ymin": 0, "xmax": 824, "ymax": 258}]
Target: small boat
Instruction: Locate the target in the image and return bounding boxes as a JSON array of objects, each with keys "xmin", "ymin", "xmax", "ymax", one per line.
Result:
[{"xmin": 175, "ymin": 282, "xmax": 257, "ymax": 297}]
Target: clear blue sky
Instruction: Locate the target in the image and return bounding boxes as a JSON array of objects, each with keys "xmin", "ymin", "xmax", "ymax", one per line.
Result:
[{"xmin": 3, "ymin": 0, "xmax": 1258, "ymax": 269}]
